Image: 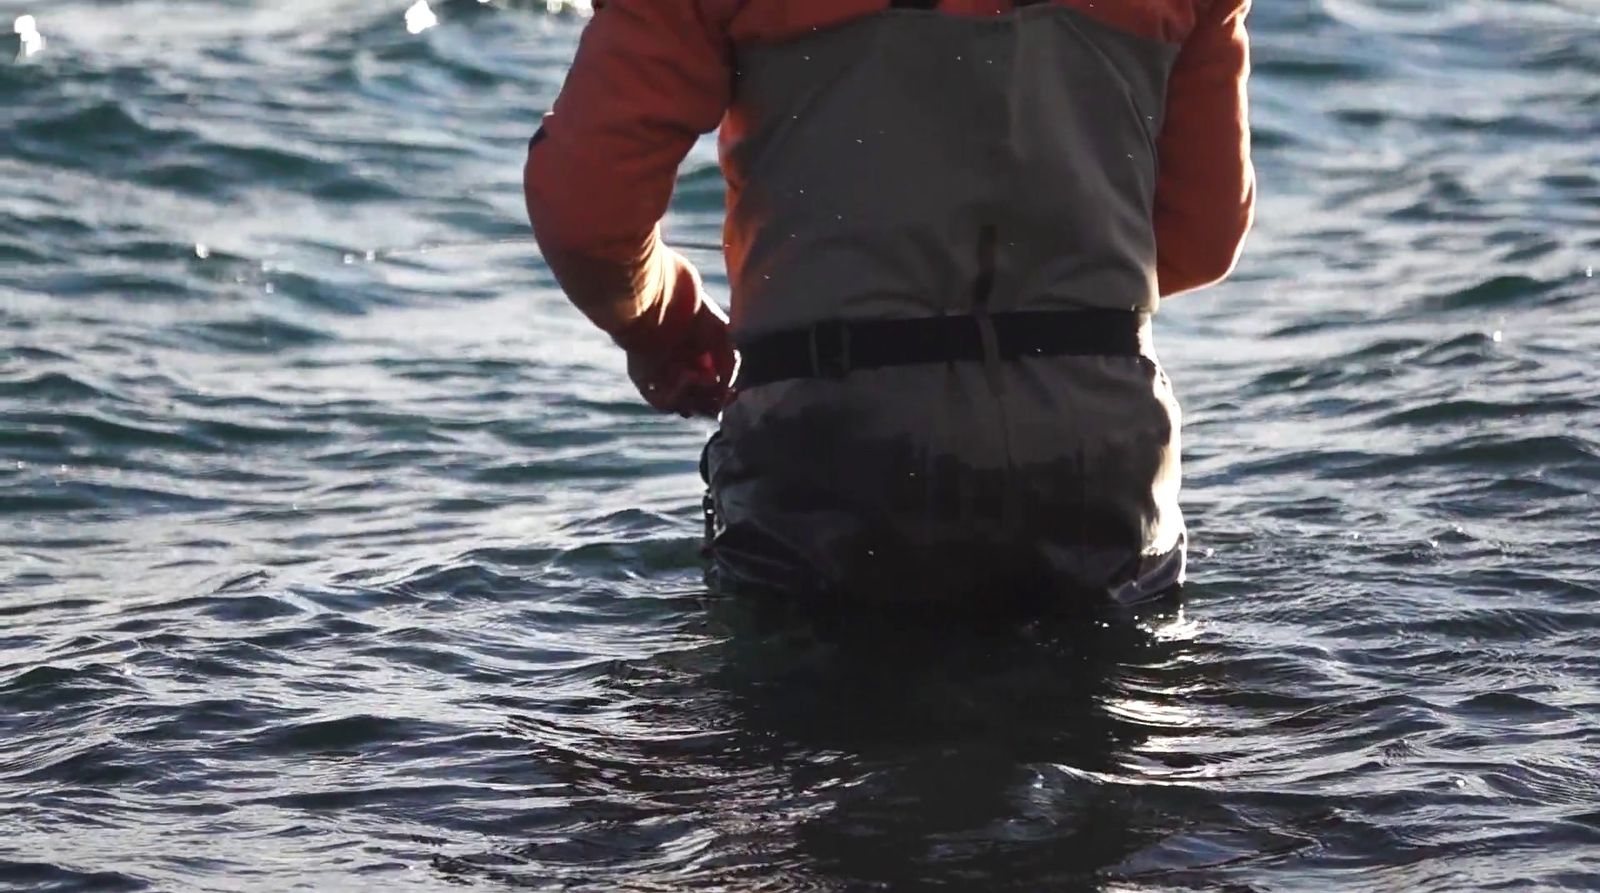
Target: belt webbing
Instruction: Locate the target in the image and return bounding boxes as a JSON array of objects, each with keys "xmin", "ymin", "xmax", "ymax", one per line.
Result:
[{"xmin": 735, "ymin": 309, "xmax": 1144, "ymax": 389}]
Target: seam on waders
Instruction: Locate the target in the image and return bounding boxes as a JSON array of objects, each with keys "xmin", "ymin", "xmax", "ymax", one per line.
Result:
[
  {"xmin": 972, "ymin": 223, "xmax": 1020, "ymax": 535},
  {"xmin": 989, "ymin": 18, "xmax": 1026, "ymax": 539}
]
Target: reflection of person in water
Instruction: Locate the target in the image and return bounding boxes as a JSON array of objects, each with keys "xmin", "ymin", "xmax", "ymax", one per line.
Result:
[
  {"xmin": 429, "ymin": 598, "xmax": 1206, "ymax": 889},
  {"xmin": 526, "ymin": 0, "xmax": 1254, "ymax": 606},
  {"xmin": 694, "ymin": 603, "xmax": 1206, "ymax": 888}
]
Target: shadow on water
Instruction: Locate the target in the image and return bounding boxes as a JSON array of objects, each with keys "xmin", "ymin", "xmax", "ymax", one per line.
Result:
[{"xmin": 432, "ymin": 592, "xmax": 1222, "ymax": 891}]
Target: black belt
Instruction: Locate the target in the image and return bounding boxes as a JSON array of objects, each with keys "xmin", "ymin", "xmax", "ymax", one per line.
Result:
[{"xmin": 735, "ymin": 309, "xmax": 1145, "ymax": 388}]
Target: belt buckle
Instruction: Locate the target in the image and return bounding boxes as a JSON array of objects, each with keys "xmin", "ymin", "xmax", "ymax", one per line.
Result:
[{"xmin": 808, "ymin": 320, "xmax": 851, "ymax": 379}]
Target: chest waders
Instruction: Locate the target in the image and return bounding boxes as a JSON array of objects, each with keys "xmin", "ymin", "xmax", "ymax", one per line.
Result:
[{"xmin": 703, "ymin": 2, "xmax": 1185, "ymax": 607}]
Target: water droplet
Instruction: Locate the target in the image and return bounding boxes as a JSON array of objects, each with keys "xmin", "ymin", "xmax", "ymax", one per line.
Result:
[
  {"xmin": 194, "ymin": 243, "xmax": 210, "ymax": 259},
  {"xmin": 404, "ymin": 0, "xmax": 438, "ymax": 34},
  {"xmin": 343, "ymin": 253, "xmax": 355, "ymax": 264},
  {"xmin": 1491, "ymin": 329, "xmax": 1503, "ymax": 343},
  {"xmin": 365, "ymin": 250, "xmax": 377, "ymax": 262},
  {"xmin": 264, "ymin": 283, "xmax": 275, "ymax": 295}
]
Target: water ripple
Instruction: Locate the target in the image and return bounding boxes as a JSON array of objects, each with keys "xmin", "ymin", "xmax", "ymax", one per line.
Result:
[{"xmin": 1, "ymin": 0, "xmax": 1596, "ymax": 890}]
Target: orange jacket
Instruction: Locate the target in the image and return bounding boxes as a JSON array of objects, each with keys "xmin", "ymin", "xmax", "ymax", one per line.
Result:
[{"xmin": 525, "ymin": 0, "xmax": 1254, "ymax": 336}]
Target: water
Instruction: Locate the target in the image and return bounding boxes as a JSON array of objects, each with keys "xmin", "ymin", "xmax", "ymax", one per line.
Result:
[{"xmin": 2, "ymin": 0, "xmax": 1597, "ymax": 889}]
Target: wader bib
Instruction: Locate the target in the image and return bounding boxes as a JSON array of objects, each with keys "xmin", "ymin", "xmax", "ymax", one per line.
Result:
[{"xmin": 703, "ymin": 2, "xmax": 1185, "ymax": 606}]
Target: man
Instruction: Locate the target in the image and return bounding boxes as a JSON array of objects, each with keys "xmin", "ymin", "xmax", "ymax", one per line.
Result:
[{"xmin": 526, "ymin": 0, "xmax": 1254, "ymax": 606}]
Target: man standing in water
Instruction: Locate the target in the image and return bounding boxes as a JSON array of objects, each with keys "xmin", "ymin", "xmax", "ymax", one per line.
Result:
[{"xmin": 525, "ymin": 0, "xmax": 1254, "ymax": 606}]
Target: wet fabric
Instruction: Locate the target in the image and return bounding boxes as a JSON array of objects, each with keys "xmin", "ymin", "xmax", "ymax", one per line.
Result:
[{"xmin": 704, "ymin": 352, "xmax": 1185, "ymax": 606}]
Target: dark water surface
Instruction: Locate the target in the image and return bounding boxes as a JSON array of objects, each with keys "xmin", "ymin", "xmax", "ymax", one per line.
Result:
[{"xmin": 3, "ymin": 1, "xmax": 1599, "ymax": 890}]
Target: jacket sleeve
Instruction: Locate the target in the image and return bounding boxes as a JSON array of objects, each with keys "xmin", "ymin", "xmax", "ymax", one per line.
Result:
[
  {"xmin": 1153, "ymin": 0, "xmax": 1256, "ymax": 297},
  {"xmin": 523, "ymin": 0, "xmax": 733, "ymax": 335}
]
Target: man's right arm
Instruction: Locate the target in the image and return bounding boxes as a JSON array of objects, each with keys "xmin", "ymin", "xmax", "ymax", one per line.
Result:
[{"xmin": 524, "ymin": 0, "xmax": 733, "ymax": 337}]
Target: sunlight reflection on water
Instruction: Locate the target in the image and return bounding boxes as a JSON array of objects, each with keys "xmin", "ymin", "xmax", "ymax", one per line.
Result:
[
  {"xmin": 13, "ymin": 14, "xmax": 45, "ymax": 59},
  {"xmin": 404, "ymin": 1, "xmax": 438, "ymax": 35}
]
